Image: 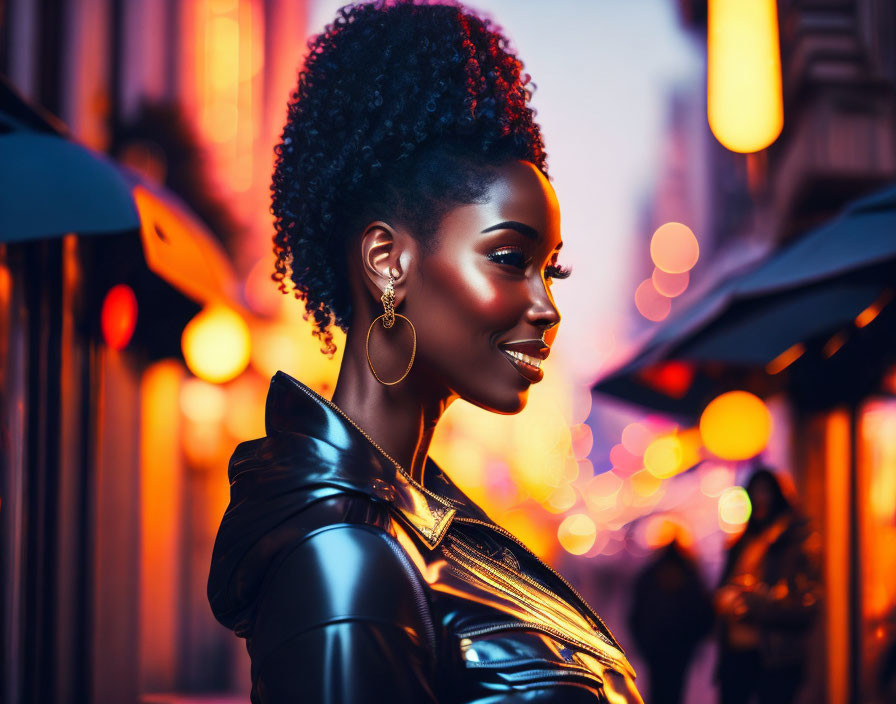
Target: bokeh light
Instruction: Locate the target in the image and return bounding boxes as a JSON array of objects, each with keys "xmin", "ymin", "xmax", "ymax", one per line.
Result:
[
  {"xmin": 570, "ymin": 423, "xmax": 593, "ymax": 459},
  {"xmin": 643, "ymin": 435, "xmax": 683, "ymax": 478},
  {"xmin": 650, "ymin": 222, "xmax": 700, "ymax": 274},
  {"xmin": 546, "ymin": 484, "xmax": 578, "ymax": 514},
  {"xmin": 179, "ymin": 377, "xmax": 226, "ymax": 424},
  {"xmin": 181, "ymin": 304, "xmax": 251, "ymax": 384},
  {"xmin": 630, "ymin": 469, "xmax": 663, "ymax": 498},
  {"xmin": 651, "ymin": 267, "xmax": 690, "ymax": 297},
  {"xmin": 718, "ymin": 486, "xmax": 752, "ymax": 531},
  {"xmin": 700, "ymin": 390, "xmax": 772, "ymax": 460},
  {"xmin": 621, "ymin": 422, "xmax": 652, "ymax": 456},
  {"xmin": 558, "ymin": 513, "xmax": 597, "ymax": 555},
  {"xmin": 101, "ymin": 284, "xmax": 138, "ymax": 350},
  {"xmin": 584, "ymin": 471, "xmax": 624, "ymax": 512},
  {"xmin": 635, "ymin": 279, "xmax": 672, "ymax": 322},
  {"xmin": 609, "ymin": 443, "xmax": 642, "ymax": 475}
]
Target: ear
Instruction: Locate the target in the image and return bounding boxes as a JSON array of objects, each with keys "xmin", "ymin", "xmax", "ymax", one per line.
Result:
[{"xmin": 359, "ymin": 221, "xmax": 412, "ymax": 307}]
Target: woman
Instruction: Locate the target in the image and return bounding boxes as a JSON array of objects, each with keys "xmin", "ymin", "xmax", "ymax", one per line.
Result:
[
  {"xmin": 713, "ymin": 468, "xmax": 822, "ymax": 704},
  {"xmin": 207, "ymin": 1, "xmax": 641, "ymax": 702}
]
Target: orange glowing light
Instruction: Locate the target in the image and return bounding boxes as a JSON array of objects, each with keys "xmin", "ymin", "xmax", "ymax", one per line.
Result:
[
  {"xmin": 700, "ymin": 391, "xmax": 772, "ymax": 461},
  {"xmin": 644, "ymin": 515, "xmax": 679, "ymax": 549},
  {"xmin": 139, "ymin": 361, "xmax": 184, "ymax": 679},
  {"xmin": 635, "ymin": 279, "xmax": 672, "ymax": 322},
  {"xmin": 644, "ymin": 435, "xmax": 683, "ymax": 478},
  {"xmin": 708, "ymin": 0, "xmax": 783, "ymax": 153},
  {"xmin": 101, "ymin": 284, "xmax": 138, "ymax": 350},
  {"xmin": 718, "ymin": 486, "xmax": 752, "ymax": 531},
  {"xmin": 678, "ymin": 427, "xmax": 703, "ymax": 470},
  {"xmin": 558, "ymin": 514, "xmax": 597, "ymax": 555},
  {"xmin": 650, "ymin": 223, "xmax": 700, "ymax": 274},
  {"xmin": 181, "ymin": 304, "xmax": 251, "ymax": 384},
  {"xmin": 499, "ymin": 509, "xmax": 554, "ymax": 559},
  {"xmin": 856, "ymin": 289, "xmax": 892, "ymax": 328},
  {"xmin": 765, "ymin": 342, "xmax": 805, "ymax": 375},
  {"xmin": 651, "ymin": 267, "xmax": 690, "ymax": 297},
  {"xmin": 630, "ymin": 469, "xmax": 663, "ymax": 498},
  {"xmin": 179, "ymin": 377, "xmax": 227, "ymax": 423},
  {"xmin": 822, "ymin": 331, "xmax": 848, "ymax": 359}
]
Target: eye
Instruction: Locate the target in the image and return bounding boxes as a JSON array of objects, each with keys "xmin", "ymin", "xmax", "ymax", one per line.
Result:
[{"xmin": 487, "ymin": 246, "xmax": 529, "ymax": 270}]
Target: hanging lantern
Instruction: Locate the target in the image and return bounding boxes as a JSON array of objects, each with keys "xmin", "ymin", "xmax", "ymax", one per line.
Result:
[{"xmin": 708, "ymin": 0, "xmax": 784, "ymax": 153}]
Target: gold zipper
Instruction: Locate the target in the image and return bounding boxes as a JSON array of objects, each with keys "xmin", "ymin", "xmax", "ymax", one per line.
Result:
[
  {"xmin": 452, "ymin": 515, "xmax": 623, "ymax": 653},
  {"xmin": 442, "ymin": 538, "xmax": 623, "ymax": 662},
  {"xmin": 451, "ymin": 606, "xmax": 622, "ymax": 671},
  {"xmin": 447, "ymin": 533, "xmax": 593, "ymax": 624}
]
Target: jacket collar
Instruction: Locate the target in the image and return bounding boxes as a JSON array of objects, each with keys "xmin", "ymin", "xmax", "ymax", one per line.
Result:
[{"xmin": 264, "ymin": 370, "xmax": 473, "ymax": 550}]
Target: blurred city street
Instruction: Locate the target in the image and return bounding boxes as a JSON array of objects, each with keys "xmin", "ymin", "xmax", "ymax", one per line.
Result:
[{"xmin": 2, "ymin": 1, "xmax": 895, "ymax": 703}]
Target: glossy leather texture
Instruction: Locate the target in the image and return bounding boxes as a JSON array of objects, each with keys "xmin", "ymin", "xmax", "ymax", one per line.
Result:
[{"xmin": 208, "ymin": 370, "xmax": 642, "ymax": 703}]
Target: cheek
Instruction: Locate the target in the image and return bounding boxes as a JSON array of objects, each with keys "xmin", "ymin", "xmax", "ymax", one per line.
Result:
[{"xmin": 414, "ymin": 255, "xmax": 520, "ymax": 345}]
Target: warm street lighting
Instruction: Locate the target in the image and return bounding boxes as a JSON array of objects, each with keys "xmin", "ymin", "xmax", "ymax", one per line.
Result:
[
  {"xmin": 558, "ymin": 513, "xmax": 597, "ymax": 555},
  {"xmin": 700, "ymin": 390, "xmax": 772, "ymax": 460},
  {"xmin": 707, "ymin": 0, "xmax": 783, "ymax": 153},
  {"xmin": 650, "ymin": 222, "xmax": 700, "ymax": 274},
  {"xmin": 181, "ymin": 304, "xmax": 251, "ymax": 384}
]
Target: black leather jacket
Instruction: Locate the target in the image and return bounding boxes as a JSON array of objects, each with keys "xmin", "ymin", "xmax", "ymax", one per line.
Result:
[{"xmin": 208, "ymin": 370, "xmax": 641, "ymax": 703}]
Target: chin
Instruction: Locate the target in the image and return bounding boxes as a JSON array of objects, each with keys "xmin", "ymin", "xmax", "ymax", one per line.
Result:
[{"xmin": 464, "ymin": 387, "xmax": 529, "ymax": 415}]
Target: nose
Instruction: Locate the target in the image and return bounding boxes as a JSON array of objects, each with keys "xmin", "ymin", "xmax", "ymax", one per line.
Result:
[{"xmin": 526, "ymin": 279, "xmax": 561, "ymax": 333}]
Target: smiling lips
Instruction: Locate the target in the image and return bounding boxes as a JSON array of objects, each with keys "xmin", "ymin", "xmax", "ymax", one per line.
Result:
[{"xmin": 499, "ymin": 339, "xmax": 550, "ymax": 383}]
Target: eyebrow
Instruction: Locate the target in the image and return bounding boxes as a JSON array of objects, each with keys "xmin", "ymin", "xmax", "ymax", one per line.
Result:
[
  {"xmin": 481, "ymin": 220, "xmax": 563, "ymax": 250},
  {"xmin": 481, "ymin": 220, "xmax": 539, "ymax": 240}
]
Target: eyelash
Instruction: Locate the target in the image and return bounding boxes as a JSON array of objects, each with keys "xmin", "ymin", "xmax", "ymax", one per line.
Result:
[{"xmin": 487, "ymin": 247, "xmax": 572, "ymax": 280}]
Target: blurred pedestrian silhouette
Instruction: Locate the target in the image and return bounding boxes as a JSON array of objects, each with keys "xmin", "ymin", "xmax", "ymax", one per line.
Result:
[
  {"xmin": 713, "ymin": 468, "xmax": 822, "ymax": 704},
  {"xmin": 628, "ymin": 533, "xmax": 714, "ymax": 704}
]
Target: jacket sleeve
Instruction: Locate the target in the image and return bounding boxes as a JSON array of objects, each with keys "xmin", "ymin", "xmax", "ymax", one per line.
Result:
[
  {"xmin": 744, "ymin": 523, "xmax": 823, "ymax": 629},
  {"xmin": 249, "ymin": 522, "xmax": 440, "ymax": 704}
]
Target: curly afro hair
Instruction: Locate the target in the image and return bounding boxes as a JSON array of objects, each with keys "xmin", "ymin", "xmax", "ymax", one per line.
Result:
[{"xmin": 271, "ymin": 0, "xmax": 549, "ymax": 356}]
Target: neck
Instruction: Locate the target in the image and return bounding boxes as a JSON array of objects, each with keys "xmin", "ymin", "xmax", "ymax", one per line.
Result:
[{"xmin": 330, "ymin": 325, "xmax": 455, "ymax": 486}]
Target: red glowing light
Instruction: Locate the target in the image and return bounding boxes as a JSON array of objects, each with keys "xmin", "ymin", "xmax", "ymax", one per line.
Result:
[
  {"xmin": 639, "ymin": 361, "xmax": 695, "ymax": 399},
  {"xmin": 101, "ymin": 284, "xmax": 138, "ymax": 350}
]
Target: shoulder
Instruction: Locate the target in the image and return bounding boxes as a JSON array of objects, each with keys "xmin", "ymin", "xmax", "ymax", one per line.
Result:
[
  {"xmin": 251, "ymin": 521, "xmax": 436, "ymax": 665},
  {"xmin": 262, "ymin": 522, "xmax": 428, "ymax": 622}
]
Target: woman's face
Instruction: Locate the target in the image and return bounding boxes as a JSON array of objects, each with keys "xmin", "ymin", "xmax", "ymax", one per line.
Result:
[{"xmin": 404, "ymin": 160, "xmax": 564, "ymax": 414}]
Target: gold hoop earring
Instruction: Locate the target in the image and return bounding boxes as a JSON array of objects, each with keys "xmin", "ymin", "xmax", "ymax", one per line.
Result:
[{"xmin": 366, "ymin": 275, "xmax": 417, "ymax": 385}]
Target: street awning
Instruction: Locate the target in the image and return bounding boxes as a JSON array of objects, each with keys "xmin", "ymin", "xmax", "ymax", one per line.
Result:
[
  {"xmin": 0, "ymin": 75, "xmax": 241, "ymax": 310},
  {"xmin": 594, "ymin": 181, "xmax": 896, "ymax": 416}
]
